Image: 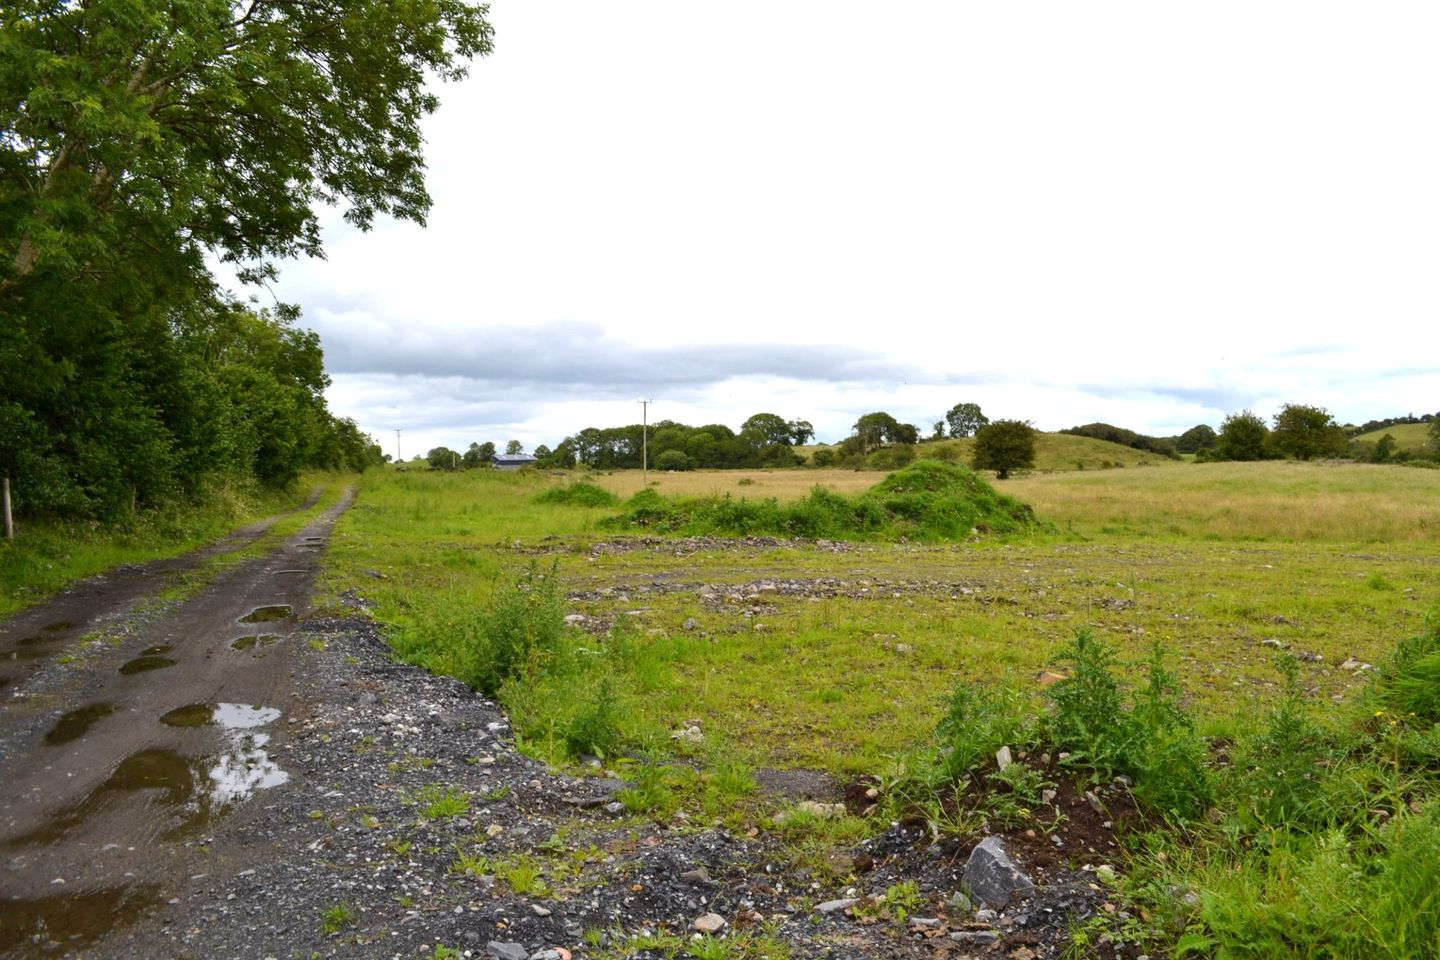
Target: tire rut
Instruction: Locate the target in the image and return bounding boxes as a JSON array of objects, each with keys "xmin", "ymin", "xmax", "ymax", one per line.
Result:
[{"xmin": 0, "ymin": 487, "xmax": 353, "ymax": 957}]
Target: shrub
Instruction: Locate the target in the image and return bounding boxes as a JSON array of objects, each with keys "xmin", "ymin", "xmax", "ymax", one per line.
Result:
[
  {"xmin": 655, "ymin": 449, "xmax": 690, "ymax": 471},
  {"xmin": 971, "ymin": 419, "xmax": 1036, "ymax": 479},
  {"xmin": 459, "ymin": 565, "xmax": 569, "ymax": 696},
  {"xmin": 603, "ymin": 461, "xmax": 1040, "ymax": 542},
  {"xmin": 1232, "ymin": 656, "xmax": 1335, "ymax": 830},
  {"xmin": 534, "ymin": 481, "xmax": 619, "ymax": 507}
]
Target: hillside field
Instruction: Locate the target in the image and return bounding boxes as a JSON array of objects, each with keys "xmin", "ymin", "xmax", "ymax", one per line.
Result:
[{"xmin": 1354, "ymin": 421, "xmax": 1434, "ymax": 451}]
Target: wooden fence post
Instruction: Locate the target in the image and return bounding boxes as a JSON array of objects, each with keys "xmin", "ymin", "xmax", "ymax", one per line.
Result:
[{"xmin": 3, "ymin": 475, "xmax": 12, "ymax": 540}]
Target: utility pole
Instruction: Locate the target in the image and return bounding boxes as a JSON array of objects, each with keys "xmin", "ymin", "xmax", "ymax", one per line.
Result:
[
  {"xmin": 639, "ymin": 399, "xmax": 654, "ymax": 486},
  {"xmin": 395, "ymin": 428, "xmax": 403, "ymax": 464}
]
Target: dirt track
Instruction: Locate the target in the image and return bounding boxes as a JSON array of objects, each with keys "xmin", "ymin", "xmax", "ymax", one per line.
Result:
[{"xmin": 0, "ymin": 489, "xmax": 352, "ymax": 954}]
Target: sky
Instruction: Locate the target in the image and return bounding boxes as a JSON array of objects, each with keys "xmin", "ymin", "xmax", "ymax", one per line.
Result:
[{"xmin": 241, "ymin": 2, "xmax": 1440, "ymax": 458}]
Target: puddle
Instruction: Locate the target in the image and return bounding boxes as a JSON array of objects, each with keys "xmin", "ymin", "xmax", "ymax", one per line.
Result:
[
  {"xmin": 4, "ymin": 644, "xmax": 56, "ymax": 661},
  {"xmin": 0, "ymin": 885, "xmax": 160, "ymax": 957},
  {"xmin": 141, "ymin": 644, "xmax": 172, "ymax": 655},
  {"xmin": 0, "ymin": 675, "xmax": 12, "ymax": 690},
  {"xmin": 229, "ymin": 634, "xmax": 279, "ymax": 651},
  {"xmin": 6, "ymin": 708, "xmax": 288, "ymax": 847},
  {"xmin": 272, "ymin": 568, "xmax": 307, "ymax": 575},
  {"xmin": 118, "ymin": 656, "xmax": 177, "ymax": 675},
  {"xmin": 160, "ymin": 702, "xmax": 281, "ymax": 729},
  {"xmin": 45, "ymin": 704, "xmax": 116, "ymax": 745},
  {"xmin": 238, "ymin": 605, "xmax": 291, "ymax": 623},
  {"xmin": 41, "ymin": 621, "xmax": 76, "ymax": 633}
]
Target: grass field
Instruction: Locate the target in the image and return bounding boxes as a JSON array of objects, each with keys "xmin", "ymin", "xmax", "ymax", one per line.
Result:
[
  {"xmin": 320, "ymin": 463, "xmax": 1437, "ymax": 759},
  {"xmin": 1353, "ymin": 421, "xmax": 1434, "ymax": 452},
  {"xmin": 802, "ymin": 431, "xmax": 1177, "ymax": 472},
  {"xmin": 316, "ymin": 462, "xmax": 1440, "ymax": 957}
]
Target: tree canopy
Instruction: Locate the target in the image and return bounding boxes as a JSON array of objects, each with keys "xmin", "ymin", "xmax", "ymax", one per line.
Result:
[
  {"xmin": 0, "ymin": 0, "xmax": 488, "ymax": 519},
  {"xmin": 944, "ymin": 402, "xmax": 989, "ymax": 438},
  {"xmin": 1270, "ymin": 404, "xmax": 1346, "ymax": 461},
  {"xmin": 1213, "ymin": 410, "xmax": 1271, "ymax": 461},
  {"xmin": 971, "ymin": 420, "xmax": 1036, "ymax": 480}
]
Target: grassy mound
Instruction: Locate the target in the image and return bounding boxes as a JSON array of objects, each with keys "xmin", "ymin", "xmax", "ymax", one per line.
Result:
[
  {"xmin": 534, "ymin": 481, "xmax": 620, "ymax": 507},
  {"xmin": 605, "ymin": 460, "xmax": 1039, "ymax": 541}
]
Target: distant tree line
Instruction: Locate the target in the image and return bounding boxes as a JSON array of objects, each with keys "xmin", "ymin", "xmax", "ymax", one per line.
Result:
[{"xmin": 1060, "ymin": 423, "xmax": 1182, "ymax": 459}]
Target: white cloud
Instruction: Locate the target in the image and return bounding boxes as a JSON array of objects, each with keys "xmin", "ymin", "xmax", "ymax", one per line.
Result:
[{"xmin": 241, "ymin": 2, "xmax": 1440, "ymax": 454}]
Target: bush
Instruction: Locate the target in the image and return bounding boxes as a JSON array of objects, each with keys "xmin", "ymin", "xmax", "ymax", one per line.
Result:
[
  {"xmin": 655, "ymin": 449, "xmax": 690, "ymax": 471},
  {"xmin": 534, "ymin": 481, "xmax": 619, "ymax": 507},
  {"xmin": 603, "ymin": 461, "xmax": 1041, "ymax": 542},
  {"xmin": 459, "ymin": 565, "xmax": 569, "ymax": 696},
  {"xmin": 971, "ymin": 419, "xmax": 1036, "ymax": 479},
  {"xmin": 1046, "ymin": 632, "xmax": 1212, "ymax": 819}
]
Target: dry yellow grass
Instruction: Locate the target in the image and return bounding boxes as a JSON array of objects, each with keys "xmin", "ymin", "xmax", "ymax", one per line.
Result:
[
  {"xmin": 1008, "ymin": 460, "xmax": 1440, "ymax": 542},
  {"xmin": 575, "ymin": 459, "xmax": 1440, "ymax": 544},
  {"xmin": 587, "ymin": 467, "xmax": 875, "ymax": 501}
]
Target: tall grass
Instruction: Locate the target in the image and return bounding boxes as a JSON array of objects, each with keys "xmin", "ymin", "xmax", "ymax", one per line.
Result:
[{"xmin": 0, "ymin": 473, "xmax": 345, "ymax": 618}]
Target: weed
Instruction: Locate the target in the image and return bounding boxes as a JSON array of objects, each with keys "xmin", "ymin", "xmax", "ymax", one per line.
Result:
[
  {"xmin": 495, "ymin": 854, "xmax": 549, "ymax": 896},
  {"xmin": 320, "ymin": 902, "xmax": 353, "ymax": 934},
  {"xmin": 449, "ymin": 847, "xmax": 491, "ymax": 877},
  {"xmin": 534, "ymin": 481, "xmax": 620, "ymax": 507},
  {"xmin": 414, "ymin": 785, "xmax": 470, "ymax": 820},
  {"xmin": 462, "ymin": 563, "xmax": 568, "ymax": 695}
]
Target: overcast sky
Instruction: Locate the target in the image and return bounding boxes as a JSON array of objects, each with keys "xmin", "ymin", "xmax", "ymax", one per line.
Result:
[{"xmin": 245, "ymin": 2, "xmax": 1440, "ymax": 457}]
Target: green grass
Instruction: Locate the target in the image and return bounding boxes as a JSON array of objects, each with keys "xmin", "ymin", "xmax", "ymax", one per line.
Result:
[
  {"xmin": 0, "ymin": 472, "xmax": 349, "ymax": 619},
  {"xmin": 1353, "ymin": 422, "xmax": 1433, "ymax": 451},
  {"xmin": 318, "ymin": 463, "xmax": 1440, "ymax": 957}
]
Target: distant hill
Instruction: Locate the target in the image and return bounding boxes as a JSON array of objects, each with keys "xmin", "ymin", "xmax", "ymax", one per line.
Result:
[
  {"xmin": 1353, "ymin": 422, "xmax": 1433, "ymax": 452},
  {"xmin": 806, "ymin": 433, "xmax": 1175, "ymax": 472}
]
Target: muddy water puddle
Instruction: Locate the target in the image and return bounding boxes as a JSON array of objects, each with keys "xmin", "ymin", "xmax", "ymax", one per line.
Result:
[
  {"xmin": 0, "ymin": 885, "xmax": 160, "ymax": 958},
  {"xmin": 161, "ymin": 702, "xmax": 280, "ymax": 729},
  {"xmin": 45, "ymin": 704, "xmax": 116, "ymax": 745},
  {"xmin": 6, "ymin": 702, "xmax": 287, "ymax": 848},
  {"xmin": 238, "ymin": 604, "xmax": 291, "ymax": 623},
  {"xmin": 230, "ymin": 634, "xmax": 279, "ymax": 651},
  {"xmin": 118, "ymin": 655, "xmax": 176, "ymax": 675}
]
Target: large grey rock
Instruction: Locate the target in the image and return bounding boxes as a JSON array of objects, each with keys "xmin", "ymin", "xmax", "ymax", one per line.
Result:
[
  {"xmin": 486, "ymin": 942, "xmax": 529, "ymax": 960},
  {"xmin": 962, "ymin": 836, "xmax": 1034, "ymax": 909}
]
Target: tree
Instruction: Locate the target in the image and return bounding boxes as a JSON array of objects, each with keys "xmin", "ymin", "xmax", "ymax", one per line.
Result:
[
  {"xmin": 1215, "ymin": 410, "xmax": 1270, "ymax": 461},
  {"xmin": 2, "ymin": 0, "xmax": 493, "ymax": 294},
  {"xmin": 505, "ymin": 440, "xmax": 524, "ymax": 456},
  {"xmin": 945, "ymin": 402, "xmax": 989, "ymax": 438},
  {"xmin": 462, "ymin": 441, "xmax": 495, "ymax": 469},
  {"xmin": 1428, "ymin": 419, "xmax": 1440, "ymax": 455},
  {"xmin": 852, "ymin": 412, "xmax": 916, "ymax": 451},
  {"xmin": 788, "ymin": 420, "xmax": 815, "ymax": 446},
  {"xmin": 427, "ymin": 446, "xmax": 459, "ymax": 470},
  {"xmin": 1271, "ymin": 404, "xmax": 1345, "ymax": 461},
  {"xmin": 1175, "ymin": 424, "xmax": 1218, "ymax": 455},
  {"xmin": 656, "ymin": 449, "xmax": 690, "ymax": 471},
  {"xmin": 971, "ymin": 420, "xmax": 1035, "ymax": 479},
  {"xmin": 1372, "ymin": 433, "xmax": 1397, "ymax": 463}
]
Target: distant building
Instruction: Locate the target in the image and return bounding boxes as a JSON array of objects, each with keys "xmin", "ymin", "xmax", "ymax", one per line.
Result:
[{"xmin": 491, "ymin": 453, "xmax": 537, "ymax": 471}]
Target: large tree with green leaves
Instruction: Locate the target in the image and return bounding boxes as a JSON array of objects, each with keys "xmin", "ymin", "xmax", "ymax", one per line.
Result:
[
  {"xmin": 2, "ymin": 0, "xmax": 492, "ymax": 291},
  {"xmin": 1214, "ymin": 410, "xmax": 1271, "ymax": 461},
  {"xmin": 970, "ymin": 419, "xmax": 1035, "ymax": 480},
  {"xmin": 1, "ymin": 0, "xmax": 488, "ymax": 518},
  {"xmin": 1270, "ymin": 404, "xmax": 1346, "ymax": 461},
  {"xmin": 944, "ymin": 402, "xmax": 989, "ymax": 438}
]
